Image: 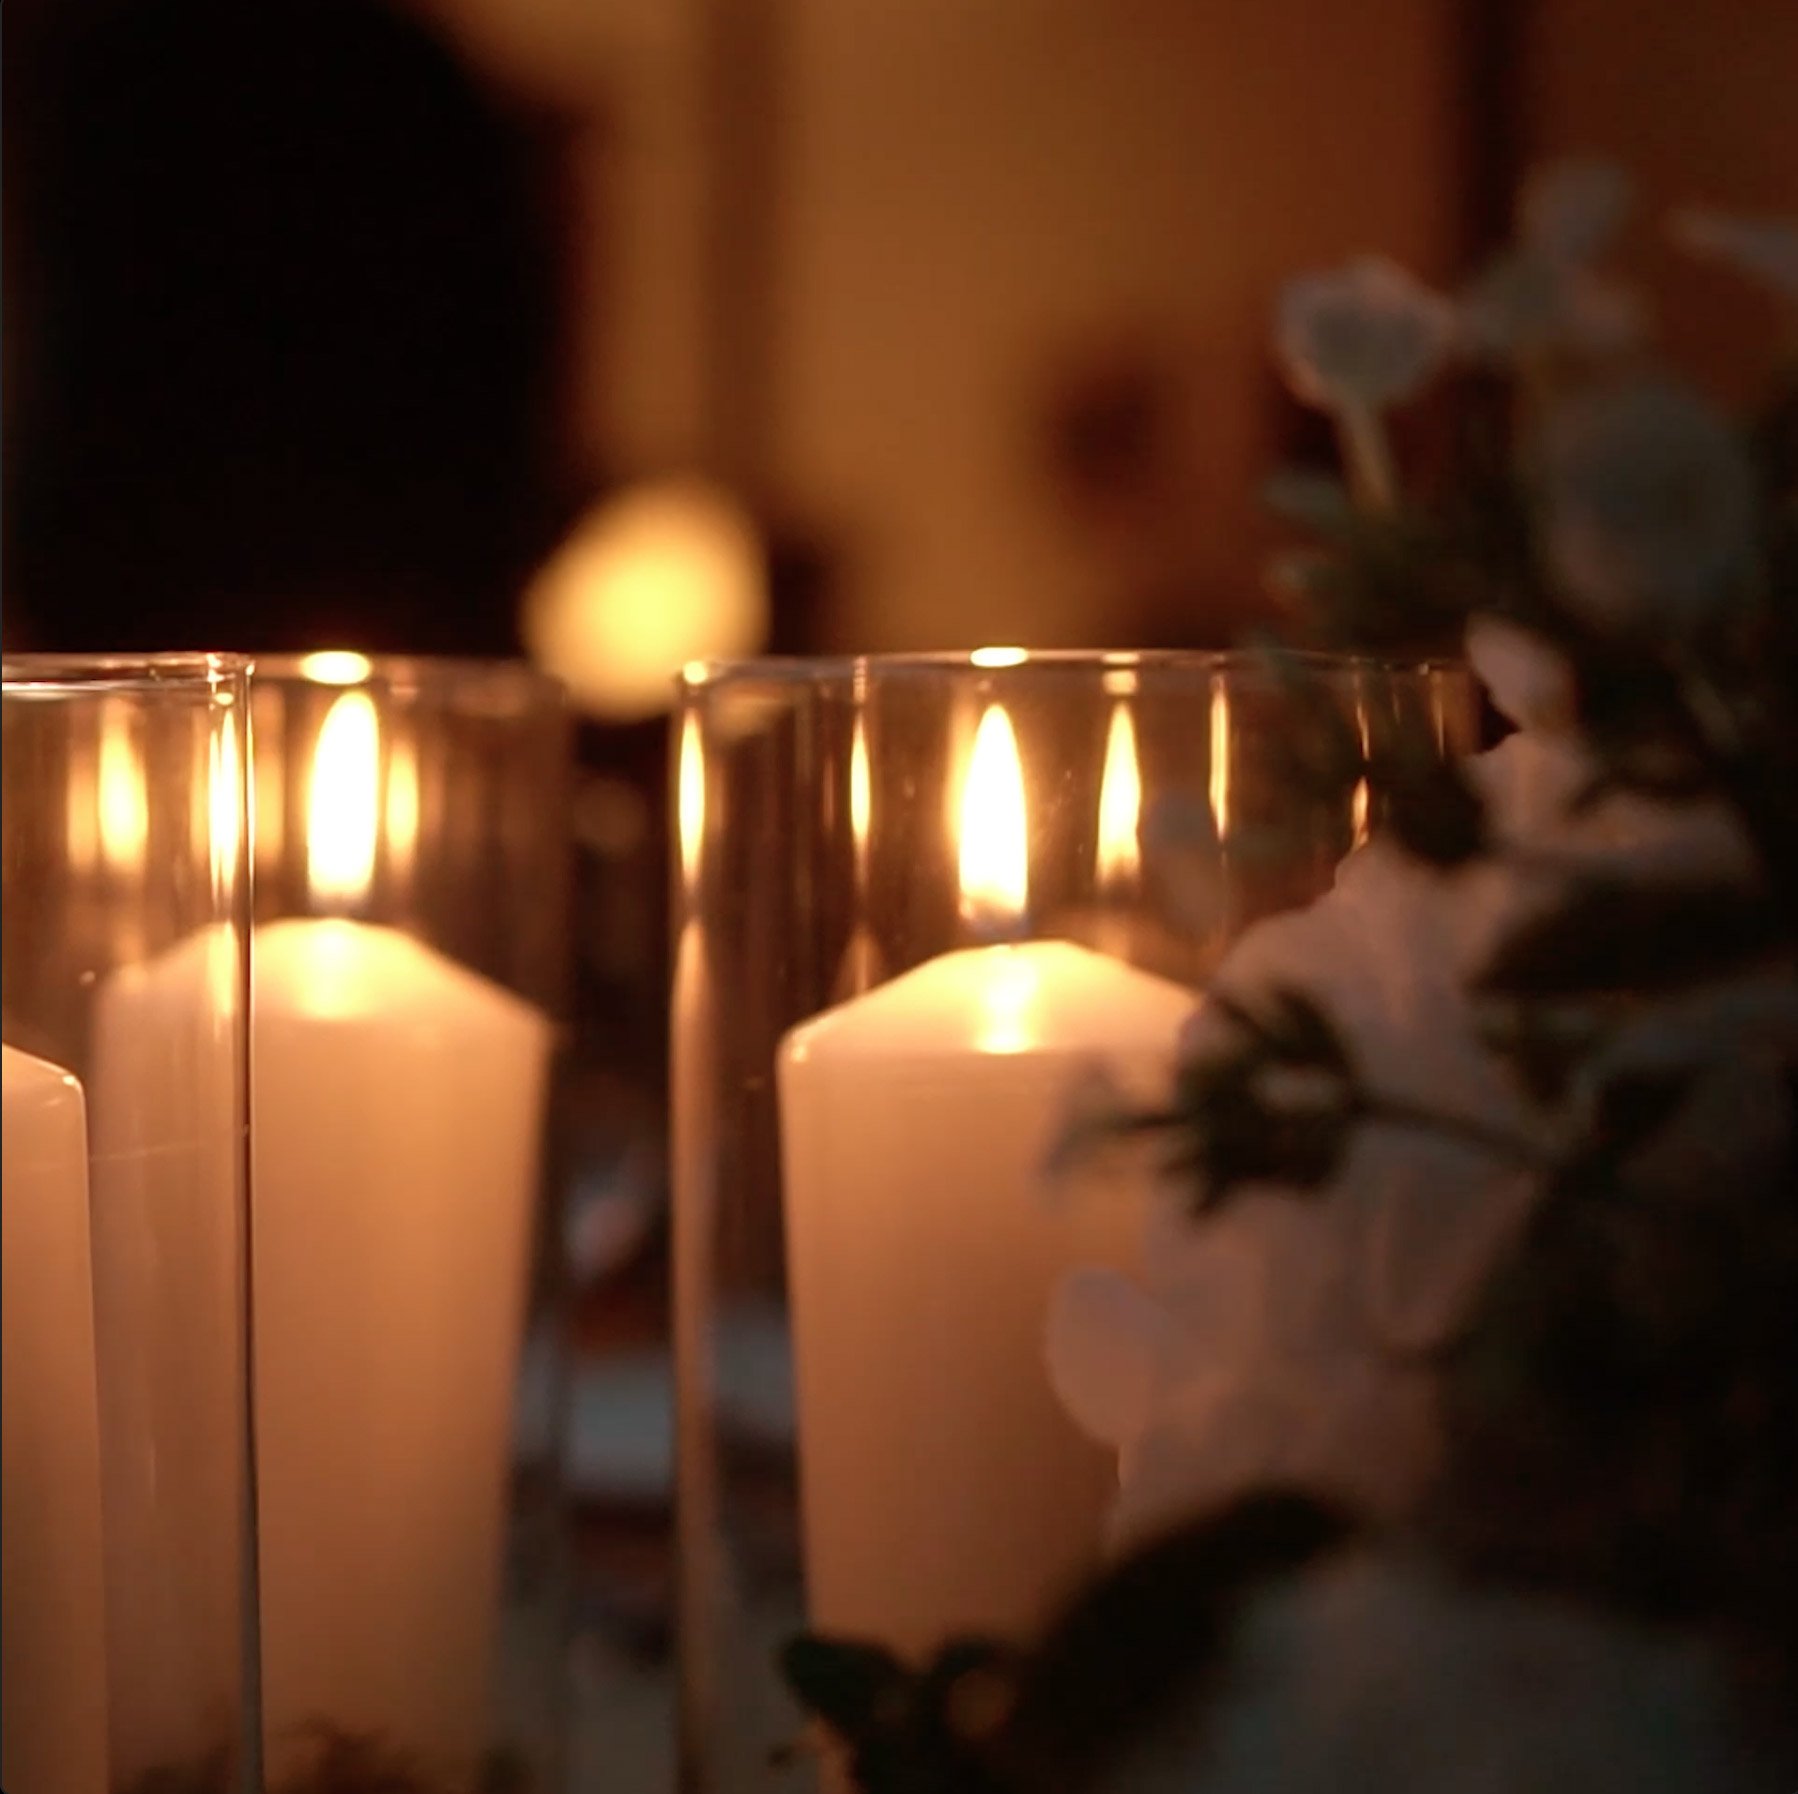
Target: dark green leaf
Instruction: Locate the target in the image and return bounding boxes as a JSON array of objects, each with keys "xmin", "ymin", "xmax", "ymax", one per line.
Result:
[
  {"xmin": 1477, "ymin": 878, "xmax": 1781, "ymax": 996},
  {"xmin": 1588, "ymin": 1064, "xmax": 1700, "ymax": 1165},
  {"xmin": 1373, "ymin": 745, "xmax": 1488, "ymax": 868},
  {"xmin": 1261, "ymin": 467, "xmax": 1356, "ymax": 534},
  {"xmin": 781, "ymin": 1634, "xmax": 911, "ymax": 1740},
  {"xmin": 1478, "ymin": 1002, "xmax": 1606, "ymax": 1105},
  {"xmin": 998, "ymin": 1496, "xmax": 1359, "ymax": 1794}
]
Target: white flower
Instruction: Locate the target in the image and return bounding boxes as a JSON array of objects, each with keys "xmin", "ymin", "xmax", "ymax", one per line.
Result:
[
  {"xmin": 1274, "ymin": 258, "xmax": 1457, "ymax": 414},
  {"xmin": 1048, "ymin": 1195, "xmax": 1439, "ymax": 1552},
  {"xmin": 1048, "ymin": 665, "xmax": 1758, "ymax": 1544},
  {"xmin": 1519, "ymin": 161, "xmax": 1634, "ymax": 265},
  {"xmin": 1104, "ymin": 1554, "xmax": 1779, "ymax": 1794},
  {"xmin": 1670, "ymin": 210, "xmax": 1798, "ymax": 300},
  {"xmin": 1460, "ymin": 251, "xmax": 1645, "ymax": 362},
  {"xmin": 1541, "ymin": 378, "xmax": 1757, "ymax": 634},
  {"xmin": 1461, "ymin": 162, "xmax": 1643, "ymax": 364},
  {"xmin": 1048, "ymin": 829, "xmax": 1538, "ymax": 1543},
  {"xmin": 1463, "ymin": 615, "xmax": 1576, "ymax": 733}
]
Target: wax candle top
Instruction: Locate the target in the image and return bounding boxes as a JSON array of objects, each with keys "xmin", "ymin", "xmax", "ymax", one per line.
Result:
[
  {"xmin": 256, "ymin": 917, "xmax": 543, "ymax": 1032},
  {"xmin": 783, "ymin": 939, "xmax": 1194, "ymax": 1062}
]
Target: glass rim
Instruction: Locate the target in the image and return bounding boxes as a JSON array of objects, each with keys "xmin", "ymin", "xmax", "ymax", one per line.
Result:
[
  {"xmin": 249, "ymin": 651, "xmax": 562, "ymax": 709},
  {"xmin": 1, "ymin": 651, "xmax": 250, "ymax": 697},
  {"xmin": 676, "ymin": 645, "xmax": 1467, "ymax": 692}
]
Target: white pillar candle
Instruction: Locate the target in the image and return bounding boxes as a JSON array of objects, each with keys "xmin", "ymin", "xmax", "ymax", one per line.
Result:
[
  {"xmin": 88, "ymin": 927, "xmax": 253, "ymax": 1783},
  {"xmin": 1, "ymin": 1044, "xmax": 109, "ymax": 1794},
  {"xmin": 252, "ymin": 917, "xmax": 551, "ymax": 1768},
  {"xmin": 250, "ymin": 689, "xmax": 553, "ymax": 1773},
  {"xmin": 776, "ymin": 706, "xmax": 1191, "ymax": 1656}
]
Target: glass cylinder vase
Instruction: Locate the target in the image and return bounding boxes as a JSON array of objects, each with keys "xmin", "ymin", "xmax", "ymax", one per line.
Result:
[
  {"xmin": 1, "ymin": 653, "xmax": 256, "ymax": 1794},
  {"xmin": 671, "ymin": 649, "xmax": 1475, "ymax": 1790},
  {"xmin": 246, "ymin": 654, "xmax": 571, "ymax": 1788}
]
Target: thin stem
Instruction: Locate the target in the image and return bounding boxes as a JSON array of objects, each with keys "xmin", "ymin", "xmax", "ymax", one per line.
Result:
[
  {"xmin": 1356, "ymin": 1090, "xmax": 1552, "ymax": 1170},
  {"xmin": 1336, "ymin": 401, "xmax": 1399, "ymax": 511},
  {"xmin": 1673, "ymin": 661, "xmax": 1798, "ymax": 928}
]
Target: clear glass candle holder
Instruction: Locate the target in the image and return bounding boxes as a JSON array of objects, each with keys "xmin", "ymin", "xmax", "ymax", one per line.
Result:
[
  {"xmin": 670, "ymin": 650, "xmax": 1474, "ymax": 1790},
  {"xmin": 246, "ymin": 654, "xmax": 571, "ymax": 1787},
  {"xmin": 1, "ymin": 653, "xmax": 256, "ymax": 1794}
]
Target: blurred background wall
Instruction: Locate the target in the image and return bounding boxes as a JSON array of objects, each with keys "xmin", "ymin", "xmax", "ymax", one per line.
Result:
[
  {"xmin": 1520, "ymin": 0, "xmax": 1798, "ymax": 406},
  {"xmin": 6, "ymin": 0, "xmax": 1792, "ymax": 665},
  {"xmin": 432, "ymin": 0, "xmax": 1472, "ymax": 654}
]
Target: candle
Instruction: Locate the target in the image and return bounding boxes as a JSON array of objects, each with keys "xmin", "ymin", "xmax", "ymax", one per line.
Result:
[
  {"xmin": 252, "ymin": 689, "xmax": 552, "ymax": 1771},
  {"xmin": 777, "ymin": 705, "xmax": 1192, "ymax": 1656},
  {"xmin": 87, "ymin": 926, "xmax": 253, "ymax": 1782},
  {"xmin": 1, "ymin": 1044, "xmax": 109, "ymax": 1794}
]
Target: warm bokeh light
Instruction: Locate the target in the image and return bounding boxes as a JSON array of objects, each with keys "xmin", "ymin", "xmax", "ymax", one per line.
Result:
[
  {"xmin": 959, "ymin": 703, "xmax": 1028, "ymax": 931},
  {"xmin": 98, "ymin": 703, "xmax": 148, "ymax": 875},
  {"xmin": 970, "ymin": 646, "xmax": 1028, "ymax": 669},
  {"xmin": 523, "ymin": 479, "xmax": 768, "ymax": 722},
  {"xmin": 1095, "ymin": 701, "xmax": 1142, "ymax": 891},
  {"xmin": 299, "ymin": 650, "xmax": 375, "ymax": 686},
  {"xmin": 308, "ymin": 690, "xmax": 381, "ymax": 909}
]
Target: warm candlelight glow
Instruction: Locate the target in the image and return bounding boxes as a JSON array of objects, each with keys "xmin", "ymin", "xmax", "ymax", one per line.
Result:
[
  {"xmin": 67, "ymin": 734, "xmax": 99, "ymax": 874},
  {"xmin": 850, "ymin": 713, "xmax": 872, "ymax": 866},
  {"xmin": 1350, "ymin": 701, "xmax": 1372, "ymax": 848},
  {"xmin": 308, "ymin": 691, "xmax": 380, "ymax": 910},
  {"xmin": 678, "ymin": 710, "xmax": 706, "ymax": 898},
  {"xmin": 970, "ymin": 646, "xmax": 1028, "ymax": 669},
  {"xmin": 99, "ymin": 704, "xmax": 148, "ymax": 875},
  {"xmin": 1207, "ymin": 680, "xmax": 1231, "ymax": 838},
  {"xmin": 959, "ymin": 704, "xmax": 1028, "ymax": 932},
  {"xmin": 386, "ymin": 735, "xmax": 420, "ymax": 880},
  {"xmin": 1095, "ymin": 702, "xmax": 1142, "ymax": 891},
  {"xmin": 299, "ymin": 650, "xmax": 375, "ymax": 687},
  {"xmin": 209, "ymin": 707, "xmax": 243, "ymax": 889}
]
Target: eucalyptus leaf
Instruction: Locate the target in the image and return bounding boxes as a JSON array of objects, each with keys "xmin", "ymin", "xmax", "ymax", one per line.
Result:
[
  {"xmin": 1262, "ymin": 467, "xmax": 1357, "ymax": 534},
  {"xmin": 1477, "ymin": 878, "xmax": 1781, "ymax": 996},
  {"xmin": 781, "ymin": 1634, "xmax": 911, "ymax": 1740}
]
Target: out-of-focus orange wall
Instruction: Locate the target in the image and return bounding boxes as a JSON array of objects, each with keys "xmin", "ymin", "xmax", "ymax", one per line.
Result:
[
  {"xmin": 436, "ymin": 0, "xmax": 1796, "ymax": 655},
  {"xmin": 436, "ymin": 0, "xmax": 1464, "ymax": 652},
  {"xmin": 771, "ymin": 0, "xmax": 1463, "ymax": 650},
  {"xmin": 1523, "ymin": 0, "xmax": 1798, "ymax": 404}
]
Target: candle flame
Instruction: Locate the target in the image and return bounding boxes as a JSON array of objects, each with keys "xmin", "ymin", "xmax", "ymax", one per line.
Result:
[
  {"xmin": 959, "ymin": 704, "xmax": 1028, "ymax": 931},
  {"xmin": 678, "ymin": 711, "xmax": 706, "ymax": 897},
  {"xmin": 850, "ymin": 713, "xmax": 872, "ymax": 862},
  {"xmin": 1095, "ymin": 701, "xmax": 1142, "ymax": 891},
  {"xmin": 1207, "ymin": 679, "xmax": 1231, "ymax": 839},
  {"xmin": 308, "ymin": 690, "xmax": 380, "ymax": 909},
  {"xmin": 98, "ymin": 705, "xmax": 148, "ymax": 876}
]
